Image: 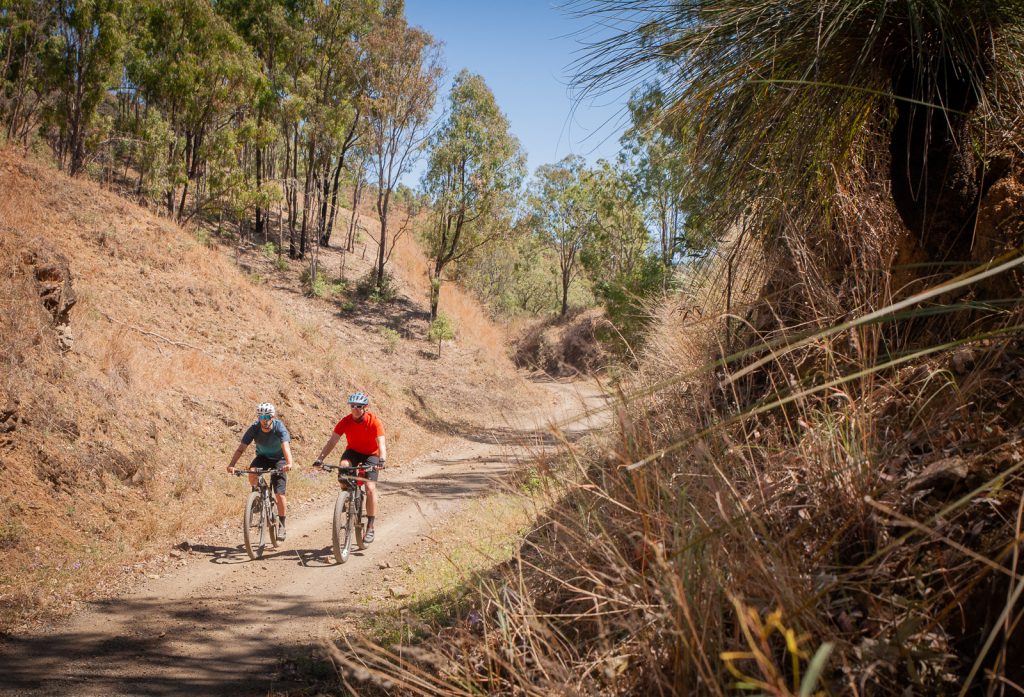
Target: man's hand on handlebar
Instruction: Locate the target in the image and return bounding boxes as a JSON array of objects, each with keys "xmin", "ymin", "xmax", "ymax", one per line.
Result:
[
  {"xmin": 312, "ymin": 458, "xmax": 324, "ymax": 470},
  {"xmin": 226, "ymin": 465, "xmax": 235, "ymax": 474}
]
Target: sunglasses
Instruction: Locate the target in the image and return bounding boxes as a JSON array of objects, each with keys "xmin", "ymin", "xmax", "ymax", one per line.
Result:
[
  {"xmin": 258, "ymin": 414, "xmax": 273, "ymax": 421},
  {"xmin": 350, "ymin": 404, "xmax": 366, "ymax": 409}
]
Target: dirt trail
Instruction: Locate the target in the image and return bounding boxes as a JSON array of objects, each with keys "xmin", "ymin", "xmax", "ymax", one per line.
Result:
[{"xmin": 0, "ymin": 380, "xmax": 607, "ymax": 696}]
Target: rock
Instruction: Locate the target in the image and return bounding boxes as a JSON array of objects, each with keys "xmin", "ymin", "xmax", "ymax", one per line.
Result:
[
  {"xmin": 908, "ymin": 456, "xmax": 969, "ymax": 491},
  {"xmin": 20, "ymin": 241, "xmax": 76, "ymax": 351},
  {"xmin": 169, "ymin": 550, "xmax": 183, "ymax": 559},
  {"xmin": 389, "ymin": 586, "xmax": 410, "ymax": 598},
  {"xmin": 378, "ymin": 561, "xmax": 391, "ymax": 569},
  {"xmin": 951, "ymin": 349, "xmax": 976, "ymax": 374}
]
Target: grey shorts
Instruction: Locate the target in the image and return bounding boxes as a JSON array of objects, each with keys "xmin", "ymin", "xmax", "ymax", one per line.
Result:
[{"xmin": 250, "ymin": 455, "xmax": 287, "ymax": 494}]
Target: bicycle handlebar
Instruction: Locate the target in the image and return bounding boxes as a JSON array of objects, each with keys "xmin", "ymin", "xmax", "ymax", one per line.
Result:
[
  {"xmin": 233, "ymin": 468, "xmax": 283, "ymax": 475},
  {"xmin": 317, "ymin": 463, "xmax": 384, "ymax": 473}
]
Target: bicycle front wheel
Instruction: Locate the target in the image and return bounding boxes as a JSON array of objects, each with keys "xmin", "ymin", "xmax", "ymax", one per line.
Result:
[
  {"xmin": 243, "ymin": 491, "xmax": 267, "ymax": 560},
  {"xmin": 267, "ymin": 493, "xmax": 279, "ymax": 548},
  {"xmin": 355, "ymin": 491, "xmax": 367, "ymax": 551},
  {"xmin": 332, "ymin": 491, "xmax": 353, "ymax": 564}
]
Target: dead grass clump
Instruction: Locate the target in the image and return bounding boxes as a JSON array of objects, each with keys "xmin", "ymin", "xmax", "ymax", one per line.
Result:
[{"xmin": 513, "ymin": 309, "xmax": 610, "ymax": 377}]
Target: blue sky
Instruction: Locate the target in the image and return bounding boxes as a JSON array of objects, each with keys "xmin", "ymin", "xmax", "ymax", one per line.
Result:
[{"xmin": 404, "ymin": 1, "xmax": 631, "ymax": 182}]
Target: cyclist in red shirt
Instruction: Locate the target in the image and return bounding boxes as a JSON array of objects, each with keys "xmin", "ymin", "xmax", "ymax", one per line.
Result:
[{"xmin": 312, "ymin": 391, "xmax": 387, "ymax": 544}]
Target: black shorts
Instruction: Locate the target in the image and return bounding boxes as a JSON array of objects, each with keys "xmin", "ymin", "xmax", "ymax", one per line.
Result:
[
  {"xmin": 339, "ymin": 449, "xmax": 380, "ymax": 481},
  {"xmin": 250, "ymin": 455, "xmax": 287, "ymax": 494}
]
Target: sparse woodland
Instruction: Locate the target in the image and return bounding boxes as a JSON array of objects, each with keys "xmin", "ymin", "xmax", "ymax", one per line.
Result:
[{"xmin": 5, "ymin": 0, "xmax": 1024, "ymax": 694}]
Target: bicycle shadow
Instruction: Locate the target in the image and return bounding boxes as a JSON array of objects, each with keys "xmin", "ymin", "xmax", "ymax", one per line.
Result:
[
  {"xmin": 188, "ymin": 543, "xmax": 296, "ymax": 565},
  {"xmin": 294, "ymin": 544, "xmax": 373, "ymax": 568}
]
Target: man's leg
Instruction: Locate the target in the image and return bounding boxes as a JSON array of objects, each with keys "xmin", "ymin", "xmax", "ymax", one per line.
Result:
[
  {"xmin": 363, "ymin": 481, "xmax": 377, "ymax": 543},
  {"xmin": 365, "ymin": 482, "xmax": 377, "ymax": 518},
  {"xmin": 273, "ymin": 462, "xmax": 288, "ymax": 540}
]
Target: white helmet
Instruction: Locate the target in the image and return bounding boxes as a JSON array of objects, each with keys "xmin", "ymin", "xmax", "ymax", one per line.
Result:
[
  {"xmin": 347, "ymin": 392, "xmax": 369, "ymax": 407},
  {"xmin": 256, "ymin": 402, "xmax": 276, "ymax": 417}
]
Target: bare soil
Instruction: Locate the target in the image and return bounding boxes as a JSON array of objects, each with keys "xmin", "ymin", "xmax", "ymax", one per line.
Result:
[{"xmin": 0, "ymin": 378, "xmax": 607, "ymax": 696}]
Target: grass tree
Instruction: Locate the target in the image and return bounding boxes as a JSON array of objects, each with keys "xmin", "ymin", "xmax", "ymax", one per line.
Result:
[
  {"xmin": 422, "ymin": 69, "xmax": 526, "ymax": 321},
  {"xmin": 572, "ymin": 0, "xmax": 1024, "ymax": 287}
]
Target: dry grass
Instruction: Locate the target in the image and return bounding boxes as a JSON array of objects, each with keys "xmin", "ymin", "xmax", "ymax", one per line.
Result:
[{"xmin": 345, "ymin": 154, "xmax": 1024, "ymax": 694}]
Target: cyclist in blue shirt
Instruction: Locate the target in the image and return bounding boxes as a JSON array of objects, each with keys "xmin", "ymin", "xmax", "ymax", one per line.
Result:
[{"xmin": 227, "ymin": 402, "xmax": 294, "ymax": 540}]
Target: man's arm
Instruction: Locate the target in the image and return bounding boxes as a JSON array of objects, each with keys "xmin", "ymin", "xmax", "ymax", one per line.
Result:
[
  {"xmin": 314, "ymin": 432, "xmax": 342, "ymax": 466},
  {"xmin": 281, "ymin": 441, "xmax": 293, "ymax": 471},
  {"xmin": 376, "ymin": 435, "xmax": 387, "ymax": 464},
  {"xmin": 227, "ymin": 442, "xmax": 248, "ymax": 473}
]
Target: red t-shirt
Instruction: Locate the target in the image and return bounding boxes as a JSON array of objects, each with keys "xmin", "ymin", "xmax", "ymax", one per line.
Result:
[{"xmin": 333, "ymin": 411, "xmax": 384, "ymax": 455}]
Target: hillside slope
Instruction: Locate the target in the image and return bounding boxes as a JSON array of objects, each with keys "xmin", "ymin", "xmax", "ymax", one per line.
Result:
[{"xmin": 0, "ymin": 147, "xmax": 544, "ymax": 632}]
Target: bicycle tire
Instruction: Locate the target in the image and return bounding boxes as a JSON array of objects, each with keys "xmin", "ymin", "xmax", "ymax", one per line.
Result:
[
  {"xmin": 243, "ymin": 491, "xmax": 267, "ymax": 560},
  {"xmin": 355, "ymin": 490, "xmax": 367, "ymax": 551},
  {"xmin": 333, "ymin": 490, "xmax": 353, "ymax": 564},
  {"xmin": 267, "ymin": 492, "xmax": 279, "ymax": 547}
]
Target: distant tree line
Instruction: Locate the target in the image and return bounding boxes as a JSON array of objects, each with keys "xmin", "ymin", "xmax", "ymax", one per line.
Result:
[
  {"xmin": 0, "ymin": 0, "xmax": 443, "ymax": 292},
  {"xmin": 2, "ymin": 0, "xmax": 713, "ymax": 354}
]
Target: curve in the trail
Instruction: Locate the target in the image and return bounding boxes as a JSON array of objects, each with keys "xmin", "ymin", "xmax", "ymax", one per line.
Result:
[{"xmin": 0, "ymin": 379, "xmax": 608, "ymax": 697}]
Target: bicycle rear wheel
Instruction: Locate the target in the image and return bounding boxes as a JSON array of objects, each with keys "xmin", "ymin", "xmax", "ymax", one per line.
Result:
[
  {"xmin": 332, "ymin": 491, "xmax": 353, "ymax": 564},
  {"xmin": 243, "ymin": 491, "xmax": 267, "ymax": 560}
]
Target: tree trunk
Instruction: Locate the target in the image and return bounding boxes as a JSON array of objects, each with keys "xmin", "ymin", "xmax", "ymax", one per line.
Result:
[{"xmin": 889, "ymin": 54, "xmax": 984, "ymax": 263}]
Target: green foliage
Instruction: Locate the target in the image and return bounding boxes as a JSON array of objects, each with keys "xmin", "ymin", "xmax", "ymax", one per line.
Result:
[
  {"xmin": 301, "ymin": 268, "xmax": 345, "ymax": 298},
  {"xmin": 362, "ymin": 15, "xmax": 442, "ymax": 284},
  {"xmin": 261, "ymin": 241, "xmax": 277, "ymax": 258},
  {"xmin": 379, "ymin": 327, "xmax": 400, "ymax": 354},
  {"xmin": 355, "ymin": 269, "xmax": 398, "ymax": 303},
  {"xmin": 428, "ymin": 312, "xmax": 455, "ymax": 356},
  {"xmin": 528, "ymin": 155, "xmax": 600, "ymax": 317},
  {"xmin": 582, "ymin": 159, "xmax": 669, "ymax": 354},
  {"xmin": 42, "ymin": 0, "xmax": 128, "ymax": 176},
  {"xmin": 421, "ymin": 69, "xmax": 526, "ymax": 318}
]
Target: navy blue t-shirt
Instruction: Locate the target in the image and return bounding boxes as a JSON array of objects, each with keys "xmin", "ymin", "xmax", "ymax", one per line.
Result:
[{"xmin": 241, "ymin": 419, "xmax": 290, "ymax": 459}]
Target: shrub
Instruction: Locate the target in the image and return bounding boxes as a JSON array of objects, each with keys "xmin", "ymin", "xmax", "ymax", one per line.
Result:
[
  {"xmin": 379, "ymin": 327, "xmax": 400, "ymax": 354},
  {"xmin": 355, "ymin": 270, "xmax": 398, "ymax": 303},
  {"xmin": 428, "ymin": 313, "xmax": 455, "ymax": 357}
]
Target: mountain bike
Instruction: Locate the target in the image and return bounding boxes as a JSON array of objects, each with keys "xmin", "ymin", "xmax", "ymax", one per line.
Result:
[
  {"xmin": 317, "ymin": 458, "xmax": 383, "ymax": 564},
  {"xmin": 233, "ymin": 468, "xmax": 281, "ymax": 560}
]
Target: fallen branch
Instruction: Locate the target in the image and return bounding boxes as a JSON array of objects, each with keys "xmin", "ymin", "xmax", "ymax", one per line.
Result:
[{"xmin": 100, "ymin": 311, "xmax": 215, "ymax": 357}]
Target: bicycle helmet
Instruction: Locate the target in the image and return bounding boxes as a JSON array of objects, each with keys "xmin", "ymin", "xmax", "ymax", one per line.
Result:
[
  {"xmin": 256, "ymin": 402, "xmax": 276, "ymax": 417},
  {"xmin": 347, "ymin": 392, "xmax": 369, "ymax": 407}
]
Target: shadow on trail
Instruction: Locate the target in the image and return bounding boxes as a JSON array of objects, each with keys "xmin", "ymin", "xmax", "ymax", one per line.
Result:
[
  {"xmin": 0, "ymin": 596, "xmax": 363, "ymax": 696},
  {"xmin": 405, "ymin": 397, "xmax": 601, "ymax": 447},
  {"xmin": 187, "ymin": 543, "xmax": 356, "ymax": 569}
]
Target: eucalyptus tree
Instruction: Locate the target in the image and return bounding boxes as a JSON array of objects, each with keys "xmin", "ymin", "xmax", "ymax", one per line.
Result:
[
  {"xmin": 529, "ymin": 154, "xmax": 598, "ymax": 318},
  {"xmin": 216, "ymin": 0, "xmax": 295, "ymax": 239},
  {"xmin": 45, "ymin": 0, "xmax": 127, "ymax": 176},
  {"xmin": 1, "ymin": 1, "xmax": 55, "ymax": 144},
  {"xmin": 360, "ymin": 12, "xmax": 441, "ymax": 292},
  {"xmin": 129, "ymin": 0, "xmax": 262, "ymax": 221},
  {"xmin": 422, "ymin": 69, "xmax": 525, "ymax": 320},
  {"xmin": 620, "ymin": 86, "xmax": 703, "ymax": 267},
  {"xmin": 582, "ymin": 158, "xmax": 666, "ymax": 350}
]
